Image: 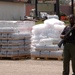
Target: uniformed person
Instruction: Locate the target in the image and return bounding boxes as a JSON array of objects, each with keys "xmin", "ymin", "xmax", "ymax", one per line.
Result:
[{"xmin": 60, "ymin": 14, "xmax": 75, "ymax": 75}]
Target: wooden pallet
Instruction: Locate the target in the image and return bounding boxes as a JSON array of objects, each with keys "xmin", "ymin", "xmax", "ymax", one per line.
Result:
[
  {"xmin": 12, "ymin": 55, "xmax": 31, "ymax": 60},
  {"xmin": 0, "ymin": 55, "xmax": 31, "ymax": 60},
  {"xmin": 31, "ymin": 55, "xmax": 63, "ymax": 60}
]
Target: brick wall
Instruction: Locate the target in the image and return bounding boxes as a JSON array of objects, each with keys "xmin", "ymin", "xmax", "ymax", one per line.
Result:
[{"xmin": 26, "ymin": 4, "xmax": 35, "ymax": 16}]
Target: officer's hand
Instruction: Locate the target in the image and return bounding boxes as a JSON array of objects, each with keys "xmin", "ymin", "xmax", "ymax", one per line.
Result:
[
  {"xmin": 73, "ymin": 24, "xmax": 75, "ymax": 28},
  {"xmin": 60, "ymin": 35, "xmax": 65, "ymax": 39}
]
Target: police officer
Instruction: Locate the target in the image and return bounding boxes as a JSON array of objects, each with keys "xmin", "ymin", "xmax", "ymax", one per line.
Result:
[{"xmin": 60, "ymin": 14, "xmax": 75, "ymax": 75}]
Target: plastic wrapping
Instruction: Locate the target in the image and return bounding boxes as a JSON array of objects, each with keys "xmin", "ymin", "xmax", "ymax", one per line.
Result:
[{"xmin": 31, "ymin": 18, "xmax": 65, "ymax": 58}]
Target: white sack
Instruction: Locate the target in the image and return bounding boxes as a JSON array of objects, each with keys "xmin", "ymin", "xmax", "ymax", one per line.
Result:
[
  {"xmin": 35, "ymin": 45, "xmax": 59, "ymax": 51},
  {"xmin": 39, "ymin": 38, "xmax": 54, "ymax": 45},
  {"xmin": 50, "ymin": 50, "xmax": 63, "ymax": 57},
  {"xmin": 44, "ymin": 18, "xmax": 65, "ymax": 25}
]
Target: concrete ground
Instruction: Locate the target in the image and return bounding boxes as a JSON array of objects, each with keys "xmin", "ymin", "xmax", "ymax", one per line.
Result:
[{"xmin": 0, "ymin": 59, "xmax": 72, "ymax": 75}]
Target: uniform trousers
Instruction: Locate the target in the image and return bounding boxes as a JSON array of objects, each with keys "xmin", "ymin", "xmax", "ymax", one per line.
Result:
[{"xmin": 63, "ymin": 43, "xmax": 75, "ymax": 75}]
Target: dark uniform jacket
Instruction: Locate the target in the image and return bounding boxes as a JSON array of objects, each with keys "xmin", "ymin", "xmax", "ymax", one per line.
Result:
[{"xmin": 61, "ymin": 25, "xmax": 75, "ymax": 44}]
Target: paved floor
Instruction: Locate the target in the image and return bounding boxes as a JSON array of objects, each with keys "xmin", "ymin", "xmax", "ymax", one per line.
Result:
[{"xmin": 0, "ymin": 59, "xmax": 72, "ymax": 75}]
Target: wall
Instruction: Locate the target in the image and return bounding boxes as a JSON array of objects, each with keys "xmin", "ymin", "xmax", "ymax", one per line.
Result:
[
  {"xmin": 60, "ymin": 5, "xmax": 71, "ymax": 16},
  {"xmin": 26, "ymin": 4, "xmax": 35, "ymax": 16},
  {"xmin": 0, "ymin": 1, "xmax": 25, "ymax": 20}
]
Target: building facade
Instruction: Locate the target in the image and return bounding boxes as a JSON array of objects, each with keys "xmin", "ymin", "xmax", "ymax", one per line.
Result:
[
  {"xmin": 25, "ymin": 0, "xmax": 72, "ymax": 17},
  {"xmin": 26, "ymin": 0, "xmax": 56, "ymax": 16},
  {"xmin": 0, "ymin": 0, "xmax": 27, "ymax": 20},
  {"xmin": 0, "ymin": 0, "xmax": 72, "ymax": 20}
]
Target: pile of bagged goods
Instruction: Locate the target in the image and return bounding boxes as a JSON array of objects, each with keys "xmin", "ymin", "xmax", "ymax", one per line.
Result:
[
  {"xmin": 0, "ymin": 21, "xmax": 35, "ymax": 59},
  {"xmin": 0, "ymin": 16, "xmax": 65, "ymax": 60},
  {"xmin": 31, "ymin": 18, "xmax": 65, "ymax": 60}
]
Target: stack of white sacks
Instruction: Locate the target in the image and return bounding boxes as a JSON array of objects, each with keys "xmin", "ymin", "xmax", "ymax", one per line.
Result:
[
  {"xmin": 0, "ymin": 21, "xmax": 35, "ymax": 58},
  {"xmin": 31, "ymin": 18, "xmax": 65, "ymax": 59}
]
